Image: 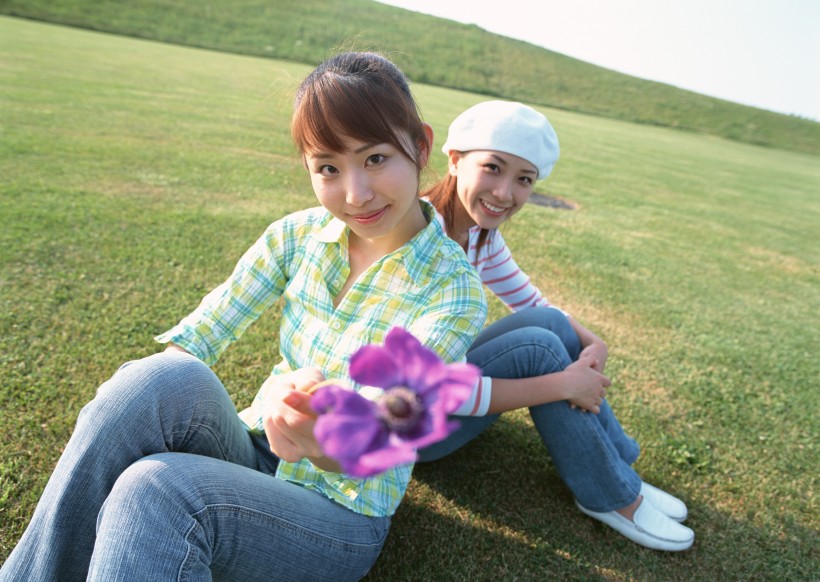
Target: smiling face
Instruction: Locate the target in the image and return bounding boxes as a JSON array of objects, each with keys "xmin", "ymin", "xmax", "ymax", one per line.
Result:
[
  {"xmin": 306, "ymin": 132, "xmax": 430, "ymax": 254},
  {"xmin": 448, "ymin": 150, "xmax": 537, "ymax": 231}
]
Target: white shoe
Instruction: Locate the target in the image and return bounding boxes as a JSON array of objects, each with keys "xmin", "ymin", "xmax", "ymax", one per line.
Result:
[
  {"xmin": 576, "ymin": 499, "xmax": 695, "ymax": 551},
  {"xmin": 640, "ymin": 481, "xmax": 688, "ymax": 522}
]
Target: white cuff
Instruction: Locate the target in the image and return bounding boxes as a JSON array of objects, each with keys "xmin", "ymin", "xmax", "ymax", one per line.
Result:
[{"xmin": 452, "ymin": 376, "xmax": 492, "ymax": 416}]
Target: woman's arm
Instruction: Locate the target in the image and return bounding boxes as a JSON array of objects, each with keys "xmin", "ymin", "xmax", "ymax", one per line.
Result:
[
  {"xmin": 488, "ymin": 355, "xmax": 610, "ymax": 414},
  {"xmin": 260, "ymin": 368, "xmax": 343, "ymax": 473},
  {"xmin": 163, "ymin": 343, "xmax": 191, "ymax": 355}
]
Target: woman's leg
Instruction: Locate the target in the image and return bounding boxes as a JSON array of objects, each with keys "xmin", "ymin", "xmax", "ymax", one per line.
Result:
[
  {"xmin": 88, "ymin": 452, "xmax": 389, "ymax": 582},
  {"xmin": 0, "ymin": 351, "xmax": 258, "ymax": 582},
  {"xmin": 435, "ymin": 308, "xmax": 643, "ymax": 511},
  {"xmin": 417, "ymin": 308, "xmax": 574, "ymax": 462}
]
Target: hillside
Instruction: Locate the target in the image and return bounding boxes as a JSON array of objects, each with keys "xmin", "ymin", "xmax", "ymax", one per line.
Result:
[{"xmin": 2, "ymin": 0, "xmax": 818, "ymax": 155}]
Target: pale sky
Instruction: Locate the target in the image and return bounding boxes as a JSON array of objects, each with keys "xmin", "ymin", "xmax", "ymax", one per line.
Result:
[{"xmin": 378, "ymin": 0, "xmax": 820, "ymax": 121}]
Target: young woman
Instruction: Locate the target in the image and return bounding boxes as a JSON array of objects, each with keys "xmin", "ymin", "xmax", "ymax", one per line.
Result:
[
  {"xmin": 0, "ymin": 53, "xmax": 486, "ymax": 582},
  {"xmin": 422, "ymin": 100, "xmax": 695, "ymax": 552}
]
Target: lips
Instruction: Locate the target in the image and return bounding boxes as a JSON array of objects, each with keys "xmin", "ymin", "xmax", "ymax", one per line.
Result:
[
  {"xmin": 350, "ymin": 206, "xmax": 387, "ymax": 224},
  {"xmin": 479, "ymin": 199, "xmax": 508, "ymax": 217}
]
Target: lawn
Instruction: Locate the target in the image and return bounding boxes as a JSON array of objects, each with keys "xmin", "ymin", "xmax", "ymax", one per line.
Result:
[{"xmin": 1, "ymin": 17, "xmax": 818, "ymax": 580}]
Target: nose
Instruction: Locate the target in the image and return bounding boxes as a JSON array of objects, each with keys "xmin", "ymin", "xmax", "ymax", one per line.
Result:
[
  {"xmin": 345, "ymin": 170, "xmax": 375, "ymax": 207},
  {"xmin": 494, "ymin": 179, "xmax": 514, "ymax": 202}
]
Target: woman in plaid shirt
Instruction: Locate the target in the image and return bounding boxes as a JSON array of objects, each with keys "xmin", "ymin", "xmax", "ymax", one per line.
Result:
[{"xmin": 0, "ymin": 53, "xmax": 485, "ymax": 581}]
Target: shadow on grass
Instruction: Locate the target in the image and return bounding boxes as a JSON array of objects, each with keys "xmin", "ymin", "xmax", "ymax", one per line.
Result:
[{"xmin": 366, "ymin": 418, "xmax": 817, "ymax": 581}]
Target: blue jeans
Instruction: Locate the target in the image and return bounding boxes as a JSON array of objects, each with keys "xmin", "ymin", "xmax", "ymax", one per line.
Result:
[
  {"xmin": 0, "ymin": 351, "xmax": 389, "ymax": 582},
  {"xmin": 419, "ymin": 307, "xmax": 642, "ymax": 512}
]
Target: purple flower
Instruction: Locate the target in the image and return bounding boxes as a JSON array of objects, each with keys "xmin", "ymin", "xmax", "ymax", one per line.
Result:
[{"xmin": 310, "ymin": 327, "xmax": 479, "ymax": 478}]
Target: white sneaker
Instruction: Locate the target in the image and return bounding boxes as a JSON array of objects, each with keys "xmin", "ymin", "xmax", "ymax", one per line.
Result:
[
  {"xmin": 576, "ymin": 499, "xmax": 695, "ymax": 551},
  {"xmin": 640, "ymin": 481, "xmax": 688, "ymax": 522}
]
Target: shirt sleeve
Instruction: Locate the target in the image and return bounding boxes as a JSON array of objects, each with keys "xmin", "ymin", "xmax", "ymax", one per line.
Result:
[
  {"xmin": 479, "ymin": 230, "xmax": 553, "ymax": 312},
  {"xmin": 154, "ymin": 221, "xmax": 290, "ymax": 365},
  {"xmin": 406, "ymin": 268, "xmax": 487, "ymax": 365}
]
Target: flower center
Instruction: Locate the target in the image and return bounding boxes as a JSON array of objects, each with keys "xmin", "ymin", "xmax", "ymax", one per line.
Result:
[{"xmin": 378, "ymin": 386, "xmax": 423, "ymax": 433}]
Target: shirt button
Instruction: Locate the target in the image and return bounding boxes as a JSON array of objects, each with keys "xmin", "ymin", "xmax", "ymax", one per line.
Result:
[{"xmin": 331, "ymin": 321, "xmax": 341, "ymax": 331}]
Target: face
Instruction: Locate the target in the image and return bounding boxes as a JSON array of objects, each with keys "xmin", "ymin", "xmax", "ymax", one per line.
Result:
[
  {"xmin": 449, "ymin": 150, "xmax": 537, "ymax": 230},
  {"xmin": 305, "ymin": 130, "xmax": 431, "ymax": 254}
]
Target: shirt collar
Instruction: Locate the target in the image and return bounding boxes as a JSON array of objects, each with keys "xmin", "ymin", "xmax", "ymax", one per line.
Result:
[
  {"xmin": 313, "ymin": 212, "xmax": 348, "ymax": 243},
  {"xmin": 311, "ymin": 201, "xmax": 446, "ymax": 286}
]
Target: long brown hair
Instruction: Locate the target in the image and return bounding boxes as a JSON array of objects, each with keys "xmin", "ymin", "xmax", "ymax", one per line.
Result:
[
  {"xmin": 291, "ymin": 52, "xmax": 429, "ymax": 170},
  {"xmin": 423, "ymin": 171, "xmax": 491, "ymax": 251}
]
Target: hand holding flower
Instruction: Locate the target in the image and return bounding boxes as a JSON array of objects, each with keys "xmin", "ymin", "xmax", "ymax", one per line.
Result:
[
  {"xmin": 261, "ymin": 367, "xmax": 328, "ymax": 463},
  {"xmin": 309, "ymin": 328, "xmax": 480, "ymax": 478}
]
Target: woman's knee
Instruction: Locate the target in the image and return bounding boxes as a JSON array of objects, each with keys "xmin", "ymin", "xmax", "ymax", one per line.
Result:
[
  {"xmin": 96, "ymin": 351, "xmax": 217, "ymax": 402},
  {"xmin": 468, "ymin": 327, "xmax": 572, "ymax": 377},
  {"xmin": 98, "ymin": 454, "xmax": 195, "ymax": 528},
  {"xmin": 82, "ymin": 351, "xmax": 223, "ymax": 427},
  {"xmin": 530, "ymin": 307, "xmax": 580, "ymax": 355}
]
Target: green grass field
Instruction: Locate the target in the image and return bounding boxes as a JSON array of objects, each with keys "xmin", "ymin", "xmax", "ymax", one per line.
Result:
[
  {"xmin": 3, "ymin": 0, "xmax": 820, "ymax": 157},
  {"xmin": 1, "ymin": 17, "xmax": 818, "ymax": 580}
]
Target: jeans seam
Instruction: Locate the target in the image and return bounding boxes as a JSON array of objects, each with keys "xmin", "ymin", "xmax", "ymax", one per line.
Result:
[{"xmin": 190, "ymin": 504, "xmax": 387, "ymax": 554}]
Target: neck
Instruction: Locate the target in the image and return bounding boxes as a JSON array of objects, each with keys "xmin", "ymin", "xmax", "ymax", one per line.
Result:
[
  {"xmin": 351, "ymin": 200, "xmax": 427, "ymax": 262},
  {"xmin": 450, "ymin": 199, "xmax": 476, "ymax": 251}
]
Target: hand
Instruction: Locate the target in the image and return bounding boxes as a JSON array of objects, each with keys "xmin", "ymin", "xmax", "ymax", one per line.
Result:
[
  {"xmin": 261, "ymin": 368, "xmax": 325, "ymax": 462},
  {"xmin": 579, "ymin": 340, "xmax": 609, "ymax": 374},
  {"xmin": 563, "ymin": 355, "xmax": 611, "ymax": 413}
]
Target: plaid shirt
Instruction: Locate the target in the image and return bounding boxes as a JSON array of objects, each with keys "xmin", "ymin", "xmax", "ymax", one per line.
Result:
[{"xmin": 156, "ymin": 201, "xmax": 486, "ymax": 516}]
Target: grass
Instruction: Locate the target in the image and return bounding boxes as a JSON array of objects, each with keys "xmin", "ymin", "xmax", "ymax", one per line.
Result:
[
  {"xmin": 1, "ymin": 0, "xmax": 819, "ymax": 157},
  {"xmin": 1, "ymin": 17, "xmax": 818, "ymax": 580}
]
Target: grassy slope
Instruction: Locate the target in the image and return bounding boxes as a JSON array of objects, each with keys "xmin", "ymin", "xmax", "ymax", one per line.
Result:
[
  {"xmin": 1, "ymin": 0, "xmax": 819, "ymax": 156},
  {"xmin": 2, "ymin": 18, "xmax": 818, "ymax": 579}
]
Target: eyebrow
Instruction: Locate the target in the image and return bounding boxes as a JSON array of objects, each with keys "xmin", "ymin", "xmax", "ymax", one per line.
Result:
[
  {"xmin": 309, "ymin": 142, "xmax": 383, "ymax": 160},
  {"xmin": 489, "ymin": 153, "xmax": 537, "ymax": 175}
]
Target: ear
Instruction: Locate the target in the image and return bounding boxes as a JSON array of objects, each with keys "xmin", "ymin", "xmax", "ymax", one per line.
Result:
[
  {"xmin": 447, "ymin": 150, "xmax": 463, "ymax": 176},
  {"xmin": 416, "ymin": 123, "xmax": 434, "ymax": 167}
]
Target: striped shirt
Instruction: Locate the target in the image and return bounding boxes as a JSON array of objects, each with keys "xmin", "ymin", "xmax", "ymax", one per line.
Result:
[
  {"xmin": 432, "ymin": 214, "xmax": 553, "ymax": 312},
  {"xmin": 156, "ymin": 201, "xmax": 487, "ymax": 517}
]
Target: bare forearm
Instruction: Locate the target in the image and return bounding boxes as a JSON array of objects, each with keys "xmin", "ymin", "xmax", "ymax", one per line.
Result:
[
  {"xmin": 568, "ymin": 316, "xmax": 602, "ymax": 349},
  {"xmin": 487, "ymin": 373, "xmax": 571, "ymax": 414},
  {"xmin": 164, "ymin": 343, "xmax": 191, "ymax": 355}
]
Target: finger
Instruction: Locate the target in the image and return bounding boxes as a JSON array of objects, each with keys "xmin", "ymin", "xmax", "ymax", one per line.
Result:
[
  {"xmin": 284, "ymin": 390, "xmax": 318, "ymax": 417},
  {"xmin": 292, "ymin": 368, "xmax": 326, "ymax": 392},
  {"xmin": 263, "ymin": 419, "xmax": 301, "ymax": 462}
]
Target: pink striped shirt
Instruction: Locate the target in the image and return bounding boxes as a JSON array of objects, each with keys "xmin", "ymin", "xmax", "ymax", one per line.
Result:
[
  {"xmin": 437, "ymin": 215, "xmax": 552, "ymax": 312},
  {"xmin": 432, "ymin": 210, "xmax": 567, "ymax": 417}
]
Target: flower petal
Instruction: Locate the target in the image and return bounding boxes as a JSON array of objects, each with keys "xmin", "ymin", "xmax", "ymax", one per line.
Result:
[
  {"xmin": 311, "ymin": 386, "xmax": 384, "ymax": 459},
  {"xmin": 436, "ymin": 363, "xmax": 481, "ymax": 413},
  {"xmin": 384, "ymin": 327, "xmax": 447, "ymax": 392},
  {"xmin": 343, "ymin": 442, "xmax": 417, "ymax": 478},
  {"xmin": 349, "ymin": 345, "xmax": 401, "ymax": 388}
]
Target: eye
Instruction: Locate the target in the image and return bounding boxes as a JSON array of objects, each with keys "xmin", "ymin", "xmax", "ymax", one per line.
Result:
[
  {"xmin": 482, "ymin": 163, "xmax": 501, "ymax": 173},
  {"xmin": 519, "ymin": 175, "xmax": 534, "ymax": 186},
  {"xmin": 365, "ymin": 153, "xmax": 386, "ymax": 167},
  {"xmin": 317, "ymin": 164, "xmax": 339, "ymax": 176}
]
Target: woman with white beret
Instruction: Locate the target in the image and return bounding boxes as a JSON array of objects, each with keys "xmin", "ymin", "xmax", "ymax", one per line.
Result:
[{"xmin": 420, "ymin": 100, "xmax": 695, "ymax": 552}]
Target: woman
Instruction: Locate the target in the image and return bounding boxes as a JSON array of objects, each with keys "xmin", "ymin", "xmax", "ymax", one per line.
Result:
[
  {"xmin": 422, "ymin": 100, "xmax": 695, "ymax": 552},
  {"xmin": 0, "ymin": 53, "xmax": 486, "ymax": 581}
]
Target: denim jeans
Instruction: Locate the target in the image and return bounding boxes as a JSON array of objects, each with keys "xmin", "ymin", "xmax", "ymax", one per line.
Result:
[
  {"xmin": 0, "ymin": 351, "xmax": 389, "ymax": 582},
  {"xmin": 419, "ymin": 307, "xmax": 642, "ymax": 512}
]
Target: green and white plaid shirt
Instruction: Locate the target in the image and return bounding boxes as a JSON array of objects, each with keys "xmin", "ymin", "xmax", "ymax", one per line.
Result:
[{"xmin": 156, "ymin": 201, "xmax": 486, "ymax": 516}]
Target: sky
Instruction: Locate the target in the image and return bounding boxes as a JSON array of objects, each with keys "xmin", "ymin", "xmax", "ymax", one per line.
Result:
[{"xmin": 377, "ymin": 0, "xmax": 820, "ymax": 121}]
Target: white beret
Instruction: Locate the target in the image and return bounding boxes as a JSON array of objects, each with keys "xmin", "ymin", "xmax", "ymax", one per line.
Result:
[{"xmin": 441, "ymin": 100, "xmax": 559, "ymax": 180}]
